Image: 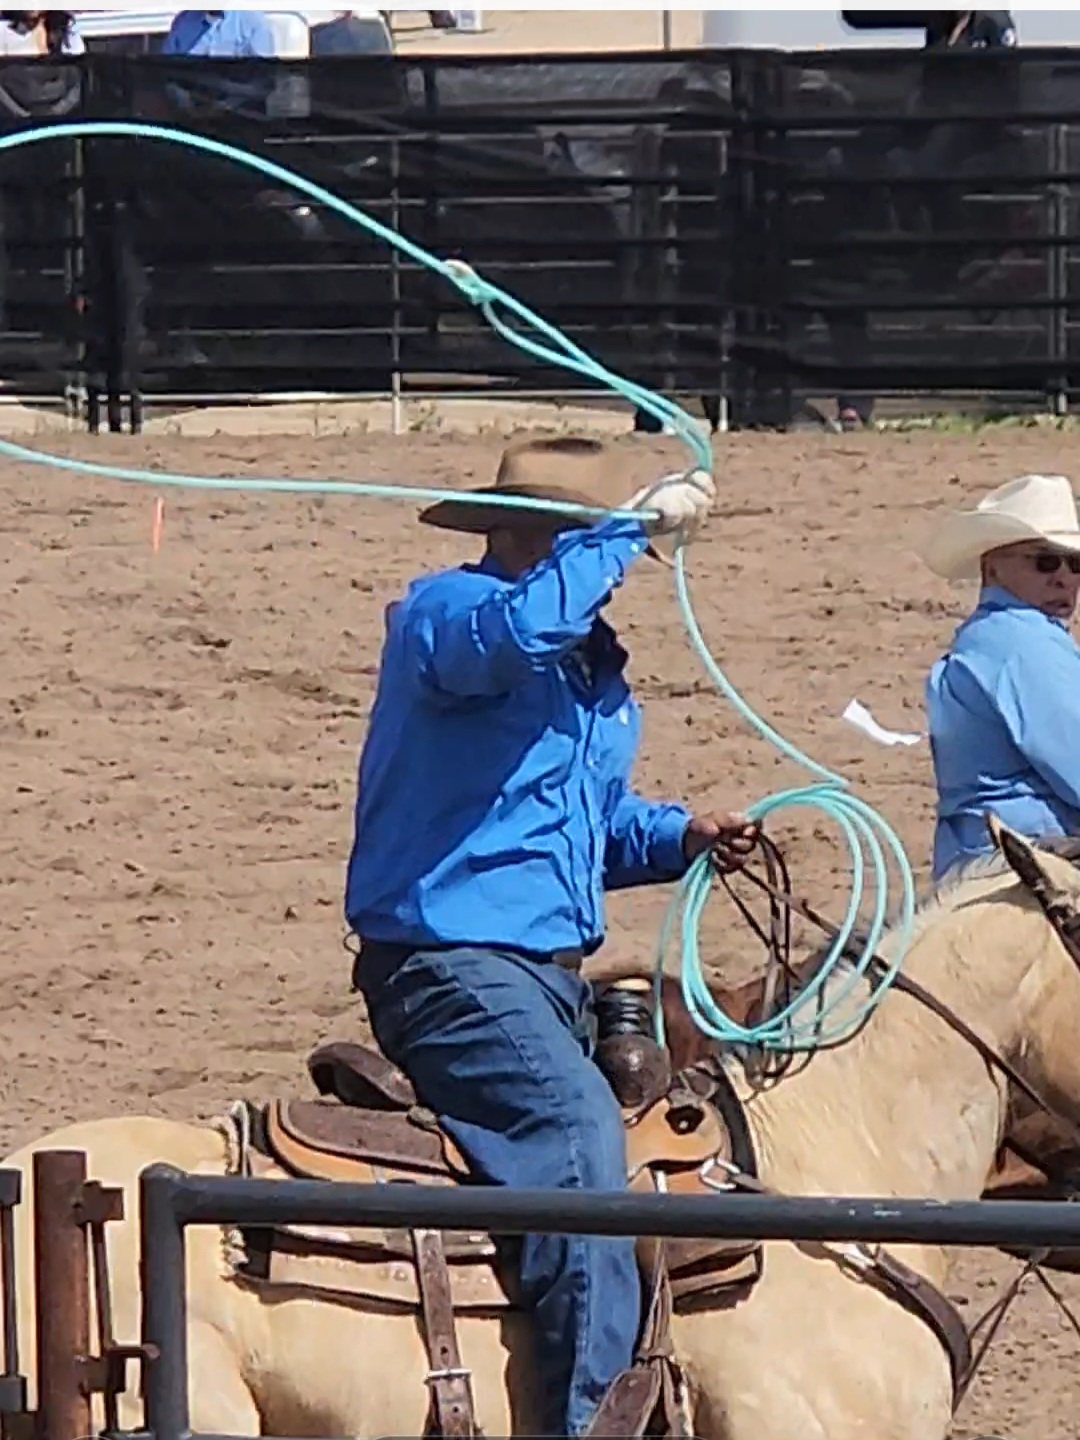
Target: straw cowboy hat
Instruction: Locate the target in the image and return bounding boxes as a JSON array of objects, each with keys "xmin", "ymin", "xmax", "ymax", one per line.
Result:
[
  {"xmin": 919, "ymin": 473, "xmax": 1080, "ymax": 583},
  {"xmin": 419, "ymin": 436, "xmax": 636, "ymax": 535}
]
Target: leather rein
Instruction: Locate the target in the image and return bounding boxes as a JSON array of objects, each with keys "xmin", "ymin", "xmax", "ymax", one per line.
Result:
[
  {"xmin": 706, "ymin": 831, "xmax": 1080, "ymax": 1410},
  {"xmin": 717, "ymin": 833, "xmax": 1080, "ymax": 1157}
]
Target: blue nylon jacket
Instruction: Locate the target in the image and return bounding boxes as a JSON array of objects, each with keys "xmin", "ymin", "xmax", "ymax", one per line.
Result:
[
  {"xmin": 927, "ymin": 584, "xmax": 1080, "ymax": 878},
  {"xmin": 344, "ymin": 516, "xmax": 693, "ymax": 954}
]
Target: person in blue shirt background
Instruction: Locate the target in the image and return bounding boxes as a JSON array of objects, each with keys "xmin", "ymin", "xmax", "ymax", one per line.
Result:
[
  {"xmin": 159, "ymin": 10, "xmax": 303, "ymax": 120},
  {"xmin": 345, "ymin": 435, "xmax": 758, "ymax": 1438},
  {"xmin": 920, "ymin": 472, "xmax": 1080, "ymax": 880},
  {"xmin": 162, "ymin": 10, "xmax": 281, "ymax": 57}
]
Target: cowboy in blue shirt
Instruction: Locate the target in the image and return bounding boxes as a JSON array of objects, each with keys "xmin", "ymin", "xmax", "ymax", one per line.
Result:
[
  {"xmin": 921, "ymin": 473, "xmax": 1080, "ymax": 880},
  {"xmin": 345, "ymin": 436, "xmax": 757, "ymax": 1437}
]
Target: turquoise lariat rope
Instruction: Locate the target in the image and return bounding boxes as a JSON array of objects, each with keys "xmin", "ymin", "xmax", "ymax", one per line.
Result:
[{"xmin": 0, "ymin": 120, "xmax": 915, "ymax": 1051}]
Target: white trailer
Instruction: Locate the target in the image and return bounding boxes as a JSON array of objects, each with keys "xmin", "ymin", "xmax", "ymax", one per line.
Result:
[{"xmin": 699, "ymin": 10, "xmax": 1080, "ymax": 50}]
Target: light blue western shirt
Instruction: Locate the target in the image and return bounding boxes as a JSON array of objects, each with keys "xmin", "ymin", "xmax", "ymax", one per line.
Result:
[
  {"xmin": 162, "ymin": 11, "xmax": 279, "ymax": 57},
  {"xmin": 926, "ymin": 584, "xmax": 1080, "ymax": 878},
  {"xmin": 345, "ymin": 517, "xmax": 693, "ymax": 954}
]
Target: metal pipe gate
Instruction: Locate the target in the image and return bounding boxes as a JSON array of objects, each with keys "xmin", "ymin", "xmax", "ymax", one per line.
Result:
[
  {"xmin": 138, "ymin": 1162, "xmax": 1080, "ymax": 1440},
  {"xmin": 6, "ymin": 1151, "xmax": 1080, "ymax": 1440},
  {"xmin": 0, "ymin": 1151, "xmax": 140, "ymax": 1440}
]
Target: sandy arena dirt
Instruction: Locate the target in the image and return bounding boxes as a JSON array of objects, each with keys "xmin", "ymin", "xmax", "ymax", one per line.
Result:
[{"xmin": 2, "ymin": 422, "xmax": 1078, "ymax": 1438}]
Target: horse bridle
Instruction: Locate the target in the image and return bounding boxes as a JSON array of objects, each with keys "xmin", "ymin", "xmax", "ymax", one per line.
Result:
[
  {"xmin": 700, "ymin": 829, "xmax": 1080, "ymax": 1410},
  {"xmin": 716, "ymin": 831, "xmax": 1080, "ymax": 1166}
]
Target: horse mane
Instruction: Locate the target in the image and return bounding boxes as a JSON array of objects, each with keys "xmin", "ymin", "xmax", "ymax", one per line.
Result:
[{"xmin": 871, "ymin": 849, "xmax": 1014, "ymax": 965}]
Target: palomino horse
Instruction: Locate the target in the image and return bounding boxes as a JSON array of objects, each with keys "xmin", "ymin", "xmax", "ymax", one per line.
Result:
[{"xmin": 6, "ymin": 819, "xmax": 1080, "ymax": 1440}]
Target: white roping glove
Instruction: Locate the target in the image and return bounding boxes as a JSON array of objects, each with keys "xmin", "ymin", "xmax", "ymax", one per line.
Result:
[{"xmin": 628, "ymin": 468, "xmax": 717, "ymax": 540}]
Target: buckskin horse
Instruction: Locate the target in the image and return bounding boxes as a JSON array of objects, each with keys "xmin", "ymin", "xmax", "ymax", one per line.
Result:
[{"xmin": 6, "ymin": 817, "xmax": 1080, "ymax": 1440}]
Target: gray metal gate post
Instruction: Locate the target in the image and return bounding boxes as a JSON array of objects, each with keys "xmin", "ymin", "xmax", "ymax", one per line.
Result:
[
  {"xmin": 140, "ymin": 1167, "xmax": 190, "ymax": 1440},
  {"xmin": 0, "ymin": 1168, "xmax": 27, "ymax": 1440}
]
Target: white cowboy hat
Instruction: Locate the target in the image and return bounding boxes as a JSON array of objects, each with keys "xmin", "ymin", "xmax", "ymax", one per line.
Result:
[{"xmin": 919, "ymin": 473, "xmax": 1080, "ymax": 583}]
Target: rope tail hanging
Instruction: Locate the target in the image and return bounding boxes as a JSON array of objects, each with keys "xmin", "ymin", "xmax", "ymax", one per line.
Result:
[{"xmin": 0, "ymin": 120, "xmax": 916, "ymax": 1049}]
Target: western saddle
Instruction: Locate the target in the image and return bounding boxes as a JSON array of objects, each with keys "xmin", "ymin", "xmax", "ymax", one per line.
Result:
[{"xmin": 228, "ymin": 978, "xmax": 761, "ymax": 1439}]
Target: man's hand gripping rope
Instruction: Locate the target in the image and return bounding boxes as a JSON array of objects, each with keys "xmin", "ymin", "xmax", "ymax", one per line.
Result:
[{"xmin": 629, "ymin": 468, "xmax": 717, "ymax": 547}]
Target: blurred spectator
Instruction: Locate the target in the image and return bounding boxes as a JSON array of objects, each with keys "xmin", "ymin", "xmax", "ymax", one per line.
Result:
[
  {"xmin": 0, "ymin": 12, "xmax": 85, "ymax": 350},
  {"xmin": 162, "ymin": 10, "xmax": 281, "ymax": 58},
  {"xmin": 159, "ymin": 10, "xmax": 302, "ymax": 118},
  {"xmin": 310, "ymin": 10, "xmax": 392, "ymax": 55},
  {"xmin": 0, "ymin": 12, "xmax": 83, "ymax": 118},
  {"xmin": 924, "ymin": 11, "xmax": 1017, "ymax": 50},
  {"xmin": 0, "ymin": 10, "xmax": 83, "ymax": 55},
  {"xmin": 427, "ymin": 11, "xmax": 483, "ymax": 31}
]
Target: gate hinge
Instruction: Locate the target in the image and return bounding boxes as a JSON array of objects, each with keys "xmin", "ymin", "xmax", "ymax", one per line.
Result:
[{"xmin": 77, "ymin": 1344, "xmax": 160, "ymax": 1397}]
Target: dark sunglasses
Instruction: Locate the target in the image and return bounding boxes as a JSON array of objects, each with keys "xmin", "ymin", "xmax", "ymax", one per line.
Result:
[{"xmin": 1030, "ymin": 551, "xmax": 1080, "ymax": 575}]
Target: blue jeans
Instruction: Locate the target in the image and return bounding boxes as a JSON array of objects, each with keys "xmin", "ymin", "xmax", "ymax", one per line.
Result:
[{"xmin": 355, "ymin": 945, "xmax": 641, "ymax": 1437}]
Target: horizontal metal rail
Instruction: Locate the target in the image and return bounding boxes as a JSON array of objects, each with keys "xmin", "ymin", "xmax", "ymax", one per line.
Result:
[{"xmin": 139, "ymin": 1162, "xmax": 1080, "ymax": 1440}]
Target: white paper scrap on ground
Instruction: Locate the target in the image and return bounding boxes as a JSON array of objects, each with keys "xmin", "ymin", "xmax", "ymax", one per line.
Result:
[{"xmin": 842, "ymin": 699, "xmax": 925, "ymax": 748}]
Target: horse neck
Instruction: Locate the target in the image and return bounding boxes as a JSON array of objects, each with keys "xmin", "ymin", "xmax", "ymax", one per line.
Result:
[{"xmin": 738, "ymin": 880, "xmax": 1044, "ymax": 1204}]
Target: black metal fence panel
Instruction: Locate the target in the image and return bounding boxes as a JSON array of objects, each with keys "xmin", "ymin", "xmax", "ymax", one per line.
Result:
[
  {"xmin": 769, "ymin": 49, "xmax": 1080, "ymax": 414},
  {"xmin": 1, "ymin": 49, "xmax": 1080, "ymax": 427},
  {"xmin": 72, "ymin": 53, "xmax": 739, "ymax": 407}
]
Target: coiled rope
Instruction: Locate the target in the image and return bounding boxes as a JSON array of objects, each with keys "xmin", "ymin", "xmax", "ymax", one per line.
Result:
[{"xmin": 0, "ymin": 120, "xmax": 915, "ymax": 1050}]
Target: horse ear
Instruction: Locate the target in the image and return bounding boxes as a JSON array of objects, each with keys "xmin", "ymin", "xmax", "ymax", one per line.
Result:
[{"xmin": 989, "ymin": 815, "xmax": 1080, "ymax": 900}]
